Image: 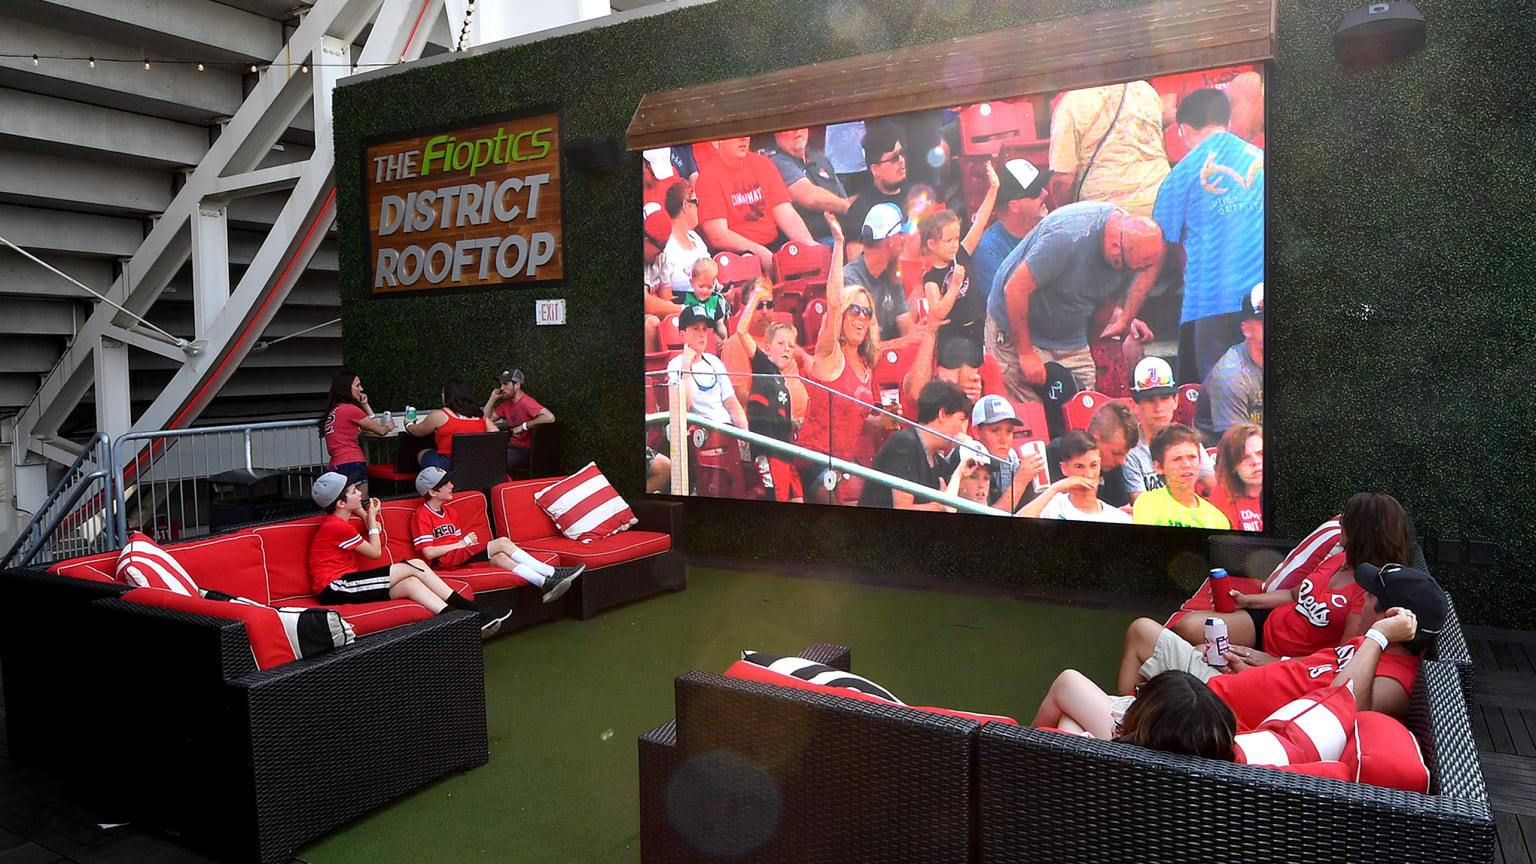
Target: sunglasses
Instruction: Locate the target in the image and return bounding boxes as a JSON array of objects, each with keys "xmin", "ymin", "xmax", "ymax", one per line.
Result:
[
  {"xmin": 758, "ymin": 299, "xmax": 776, "ymax": 310},
  {"xmin": 686, "ymin": 197, "xmax": 699, "ymax": 205},
  {"xmin": 846, "ymin": 304, "xmax": 874, "ymax": 320},
  {"xmin": 874, "ymin": 149, "xmax": 905, "ymax": 165}
]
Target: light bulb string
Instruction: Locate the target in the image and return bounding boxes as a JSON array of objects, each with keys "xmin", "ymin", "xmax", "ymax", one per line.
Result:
[{"xmin": 2, "ymin": 53, "xmax": 424, "ymax": 69}]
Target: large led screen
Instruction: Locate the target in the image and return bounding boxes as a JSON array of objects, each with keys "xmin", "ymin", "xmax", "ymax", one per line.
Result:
[{"xmin": 642, "ymin": 65, "xmax": 1265, "ymax": 531}]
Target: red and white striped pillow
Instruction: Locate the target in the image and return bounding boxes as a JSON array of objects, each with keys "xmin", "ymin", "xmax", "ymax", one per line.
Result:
[
  {"xmin": 115, "ymin": 532, "xmax": 201, "ymax": 596},
  {"xmin": 534, "ymin": 462, "xmax": 638, "ymax": 543},
  {"xmin": 1262, "ymin": 516, "xmax": 1343, "ymax": 592},
  {"xmin": 1234, "ymin": 684, "xmax": 1357, "ymax": 767}
]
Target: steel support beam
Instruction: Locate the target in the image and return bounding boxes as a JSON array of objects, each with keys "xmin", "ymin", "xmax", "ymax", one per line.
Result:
[
  {"xmin": 191, "ymin": 201, "xmax": 231, "ymax": 339},
  {"xmin": 93, "ymin": 336, "xmax": 133, "ymax": 443}
]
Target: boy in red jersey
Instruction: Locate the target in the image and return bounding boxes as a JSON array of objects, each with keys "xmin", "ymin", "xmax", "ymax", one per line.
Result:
[
  {"xmin": 307, "ymin": 471, "xmax": 501, "ymax": 631},
  {"xmin": 411, "ymin": 467, "xmax": 583, "ymax": 605}
]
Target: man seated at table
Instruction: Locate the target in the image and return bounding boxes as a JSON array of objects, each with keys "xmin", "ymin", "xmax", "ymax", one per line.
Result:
[{"xmin": 484, "ymin": 368, "xmax": 554, "ymax": 474}]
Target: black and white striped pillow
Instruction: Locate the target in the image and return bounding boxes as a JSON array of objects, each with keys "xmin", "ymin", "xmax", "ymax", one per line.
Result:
[
  {"xmin": 201, "ymin": 589, "xmax": 356, "ymax": 659},
  {"xmin": 740, "ymin": 651, "xmax": 905, "ymax": 704}
]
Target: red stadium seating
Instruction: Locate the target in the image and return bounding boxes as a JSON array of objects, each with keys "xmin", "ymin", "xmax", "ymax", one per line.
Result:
[
  {"xmin": 713, "ymin": 251, "xmax": 762, "ymax": 288},
  {"xmin": 959, "ymin": 100, "xmax": 1036, "ymax": 155},
  {"xmin": 1090, "ymin": 336, "xmax": 1131, "ymax": 398},
  {"xmin": 1010, "ymin": 400, "xmax": 1050, "ymax": 444},
  {"xmin": 872, "ymin": 342, "xmax": 920, "ymax": 395},
  {"xmin": 774, "ymin": 241, "xmax": 831, "ymax": 286},
  {"xmin": 1063, "ymin": 390, "xmax": 1132, "ymax": 432},
  {"xmin": 1175, "ymin": 383, "xmax": 1201, "ymax": 427},
  {"xmin": 774, "ymin": 279, "xmax": 809, "ymax": 319},
  {"xmin": 658, "ymin": 313, "xmax": 682, "ymax": 350},
  {"xmin": 800, "ymin": 296, "xmax": 830, "ymax": 348}
]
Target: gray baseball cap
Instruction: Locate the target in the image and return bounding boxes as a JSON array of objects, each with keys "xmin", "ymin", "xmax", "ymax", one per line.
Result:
[
  {"xmin": 415, "ymin": 466, "xmax": 451, "ymax": 497},
  {"xmin": 312, "ymin": 471, "xmax": 350, "ymax": 509},
  {"xmin": 499, "ymin": 368, "xmax": 525, "ymax": 385}
]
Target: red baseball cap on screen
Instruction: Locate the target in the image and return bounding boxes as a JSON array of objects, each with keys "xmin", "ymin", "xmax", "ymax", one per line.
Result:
[{"xmin": 1103, "ymin": 211, "xmax": 1163, "ymax": 270}]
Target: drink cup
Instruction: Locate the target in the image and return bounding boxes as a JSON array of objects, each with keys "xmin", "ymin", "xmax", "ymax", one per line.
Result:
[
  {"xmin": 1204, "ymin": 617, "xmax": 1230, "ymax": 666},
  {"xmin": 1020, "ymin": 440, "xmax": 1049, "ymax": 491},
  {"xmin": 1210, "ymin": 567, "xmax": 1236, "ymax": 613}
]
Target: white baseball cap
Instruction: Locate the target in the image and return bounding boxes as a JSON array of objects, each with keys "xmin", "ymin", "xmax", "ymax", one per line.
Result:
[
  {"xmin": 861, "ymin": 202, "xmax": 906, "ymax": 241},
  {"xmin": 642, "ymin": 148, "xmax": 675, "ymax": 180}
]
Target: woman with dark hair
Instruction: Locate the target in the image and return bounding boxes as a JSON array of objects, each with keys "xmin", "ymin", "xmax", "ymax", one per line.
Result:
[
  {"xmin": 1208, "ymin": 423, "xmax": 1262, "ymax": 530},
  {"xmin": 406, "ymin": 378, "xmax": 496, "ymax": 470},
  {"xmin": 320, "ymin": 370, "xmax": 391, "ymax": 485},
  {"xmin": 1159, "ymin": 491, "xmax": 1417, "ymax": 659},
  {"xmin": 1034, "ymin": 669, "xmax": 1235, "ymax": 760}
]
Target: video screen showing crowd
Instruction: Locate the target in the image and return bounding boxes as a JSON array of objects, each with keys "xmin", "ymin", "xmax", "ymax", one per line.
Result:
[{"xmin": 642, "ymin": 64, "xmax": 1265, "ymax": 531}]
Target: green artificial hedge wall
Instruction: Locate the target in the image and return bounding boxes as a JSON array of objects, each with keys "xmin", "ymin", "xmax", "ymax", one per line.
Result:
[{"xmin": 335, "ymin": 0, "xmax": 1536, "ymax": 628}]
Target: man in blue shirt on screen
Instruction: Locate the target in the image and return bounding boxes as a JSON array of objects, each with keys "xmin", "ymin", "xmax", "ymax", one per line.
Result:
[{"xmin": 1153, "ymin": 87, "xmax": 1265, "ymax": 385}]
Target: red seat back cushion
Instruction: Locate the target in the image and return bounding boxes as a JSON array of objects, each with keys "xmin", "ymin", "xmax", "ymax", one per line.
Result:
[
  {"xmin": 379, "ymin": 501, "xmax": 418, "ymax": 564},
  {"xmin": 1345, "ymin": 711, "xmax": 1430, "ymax": 793},
  {"xmin": 533, "ymin": 462, "xmax": 638, "ymax": 543},
  {"xmin": 164, "ymin": 533, "xmax": 270, "ymax": 604},
  {"xmin": 446, "ymin": 490, "xmax": 491, "ymax": 545},
  {"xmin": 122, "ymin": 587, "xmax": 298, "ymax": 670},
  {"xmin": 49, "ymin": 550, "xmax": 121, "ymax": 583},
  {"xmin": 491, "ymin": 479, "xmax": 559, "ymax": 543},
  {"xmin": 252, "ymin": 516, "xmax": 329, "ymax": 602},
  {"xmin": 724, "ymin": 660, "xmax": 1017, "ymax": 725}
]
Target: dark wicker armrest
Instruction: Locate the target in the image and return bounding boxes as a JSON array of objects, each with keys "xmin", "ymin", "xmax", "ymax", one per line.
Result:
[
  {"xmin": 1407, "ymin": 660, "xmax": 1489, "ymax": 803},
  {"xmin": 0, "ymin": 566, "xmax": 131, "ymax": 605},
  {"xmin": 632, "ymin": 497, "xmax": 682, "ymax": 535},
  {"xmin": 1429, "ymin": 596, "xmax": 1474, "ymax": 708},
  {"xmin": 90, "ymin": 595, "xmax": 262, "ymax": 680},
  {"xmin": 797, "ymin": 642, "xmax": 852, "ymax": 671}
]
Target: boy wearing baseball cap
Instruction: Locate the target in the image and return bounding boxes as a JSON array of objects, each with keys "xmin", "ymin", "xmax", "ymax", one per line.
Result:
[
  {"xmin": 1122, "ymin": 356, "xmax": 1213, "ymax": 501},
  {"xmin": 307, "ymin": 471, "xmax": 479, "ymax": 625},
  {"xmin": 411, "ymin": 467, "xmax": 584, "ymax": 607},
  {"xmin": 666, "ymin": 305, "xmax": 748, "ymax": 431}
]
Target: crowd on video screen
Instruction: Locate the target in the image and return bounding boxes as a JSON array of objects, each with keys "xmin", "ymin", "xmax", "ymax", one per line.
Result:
[{"xmin": 641, "ymin": 64, "xmax": 1265, "ymax": 531}]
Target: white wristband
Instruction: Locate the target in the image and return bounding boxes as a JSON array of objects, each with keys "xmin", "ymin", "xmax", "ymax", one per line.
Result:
[
  {"xmin": 368, "ymin": 528, "xmax": 380, "ymax": 536},
  {"xmin": 1364, "ymin": 628, "xmax": 1389, "ymax": 651}
]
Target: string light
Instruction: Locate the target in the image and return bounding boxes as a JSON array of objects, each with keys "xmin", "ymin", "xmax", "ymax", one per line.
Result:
[
  {"xmin": 300, "ymin": 63, "xmax": 308, "ymax": 73},
  {"xmin": 3, "ymin": 53, "xmax": 388, "ymax": 72},
  {"xmin": 32, "ymin": 54, "xmax": 38, "ymax": 66},
  {"xmin": 251, "ymin": 63, "xmax": 258, "ymax": 72},
  {"xmin": 88, "ymin": 56, "xmax": 95, "ymax": 69},
  {"xmin": 143, "ymin": 59, "xmax": 150, "ymax": 70},
  {"xmin": 197, "ymin": 62, "xmax": 204, "ymax": 71}
]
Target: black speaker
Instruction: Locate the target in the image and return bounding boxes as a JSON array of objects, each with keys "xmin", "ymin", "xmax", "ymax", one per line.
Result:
[
  {"xmin": 1334, "ymin": 2, "xmax": 1426, "ymax": 68},
  {"xmin": 565, "ymin": 135, "xmax": 623, "ymax": 172}
]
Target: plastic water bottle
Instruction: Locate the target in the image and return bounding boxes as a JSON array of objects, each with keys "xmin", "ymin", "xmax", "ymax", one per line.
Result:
[
  {"xmin": 1210, "ymin": 567, "xmax": 1235, "ymax": 613},
  {"xmin": 1204, "ymin": 617, "xmax": 1230, "ymax": 666},
  {"xmin": 405, "ymin": 405, "xmax": 417, "ymax": 424},
  {"xmin": 380, "ymin": 410, "xmax": 392, "ymax": 427}
]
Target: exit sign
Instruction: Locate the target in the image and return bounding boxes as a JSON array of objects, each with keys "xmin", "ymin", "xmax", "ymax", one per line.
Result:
[{"xmin": 536, "ymin": 298, "xmax": 565, "ymax": 325}]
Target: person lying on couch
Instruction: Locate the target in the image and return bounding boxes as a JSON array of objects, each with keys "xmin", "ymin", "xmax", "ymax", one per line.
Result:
[
  {"xmin": 1034, "ymin": 602, "xmax": 1423, "ymax": 747},
  {"xmin": 309, "ymin": 471, "xmax": 490, "ymax": 627},
  {"xmin": 411, "ymin": 467, "xmax": 584, "ymax": 605}
]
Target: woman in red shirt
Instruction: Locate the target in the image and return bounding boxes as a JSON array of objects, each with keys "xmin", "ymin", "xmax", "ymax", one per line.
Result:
[
  {"xmin": 796, "ymin": 215, "xmax": 881, "ymax": 504},
  {"xmin": 1171, "ymin": 492, "xmax": 1417, "ymax": 658},
  {"xmin": 1207, "ymin": 423, "xmax": 1262, "ymax": 531},
  {"xmin": 320, "ymin": 370, "xmax": 392, "ymax": 485},
  {"xmin": 407, "ymin": 378, "xmax": 496, "ymax": 470}
]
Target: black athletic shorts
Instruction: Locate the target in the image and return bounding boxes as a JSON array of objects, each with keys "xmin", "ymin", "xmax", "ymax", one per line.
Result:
[{"xmin": 318, "ymin": 565, "xmax": 394, "ymax": 604}]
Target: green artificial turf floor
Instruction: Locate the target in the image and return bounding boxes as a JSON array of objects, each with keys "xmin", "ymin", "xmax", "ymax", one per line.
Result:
[{"xmin": 299, "ymin": 565, "xmax": 1144, "ymax": 864}]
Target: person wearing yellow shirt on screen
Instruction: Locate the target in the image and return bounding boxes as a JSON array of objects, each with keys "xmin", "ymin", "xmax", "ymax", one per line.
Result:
[
  {"xmin": 1132, "ymin": 424, "xmax": 1230, "ymax": 528},
  {"xmin": 1048, "ymin": 82, "xmax": 1171, "ymax": 218}
]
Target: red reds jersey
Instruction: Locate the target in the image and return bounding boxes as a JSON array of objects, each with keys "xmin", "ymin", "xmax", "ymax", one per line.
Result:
[
  {"xmin": 308, "ymin": 515, "xmax": 365, "ymax": 594},
  {"xmin": 1260, "ymin": 557, "xmax": 1367, "ymax": 657},
  {"xmin": 1209, "ymin": 637, "xmax": 1420, "ymax": 730},
  {"xmin": 411, "ymin": 502, "xmax": 483, "ymax": 568}
]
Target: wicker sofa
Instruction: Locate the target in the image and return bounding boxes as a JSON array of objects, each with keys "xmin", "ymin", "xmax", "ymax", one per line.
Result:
[
  {"xmin": 640, "ymin": 633, "xmax": 1493, "ymax": 863},
  {"xmin": 0, "ymin": 567, "xmax": 487, "ymax": 864}
]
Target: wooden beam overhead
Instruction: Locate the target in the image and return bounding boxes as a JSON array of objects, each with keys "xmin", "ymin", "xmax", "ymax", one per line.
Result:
[{"xmin": 627, "ymin": 0, "xmax": 1276, "ymax": 151}]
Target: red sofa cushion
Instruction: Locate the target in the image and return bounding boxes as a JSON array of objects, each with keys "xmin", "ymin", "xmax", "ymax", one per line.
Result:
[
  {"xmin": 533, "ymin": 463, "xmax": 638, "ymax": 543},
  {"xmin": 379, "ymin": 501, "xmax": 418, "ymax": 564},
  {"xmin": 1234, "ymin": 685, "xmax": 1357, "ymax": 767},
  {"xmin": 166, "ymin": 533, "xmax": 270, "ymax": 603},
  {"xmin": 1164, "ymin": 574, "xmax": 1264, "ymax": 630},
  {"xmin": 519, "ymin": 531, "xmax": 671, "ymax": 568},
  {"xmin": 49, "ymin": 550, "xmax": 121, "ymax": 583},
  {"xmin": 123, "ymin": 587, "xmax": 299, "ymax": 670},
  {"xmin": 275, "ymin": 578, "xmax": 474, "ymax": 636},
  {"xmin": 252, "ymin": 516, "xmax": 329, "ymax": 602},
  {"xmin": 1346, "ymin": 711, "xmax": 1430, "ymax": 793},
  {"xmin": 724, "ymin": 660, "xmax": 1018, "ymax": 725},
  {"xmin": 490, "ymin": 479, "xmax": 560, "ymax": 543}
]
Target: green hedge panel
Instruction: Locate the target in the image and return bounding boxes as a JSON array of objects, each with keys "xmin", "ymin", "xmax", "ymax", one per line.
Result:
[{"xmin": 335, "ymin": 0, "xmax": 1536, "ymax": 627}]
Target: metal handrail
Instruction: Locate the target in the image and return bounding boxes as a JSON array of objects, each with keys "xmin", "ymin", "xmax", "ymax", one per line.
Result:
[
  {"xmin": 3, "ymin": 470, "xmax": 112, "ymax": 569},
  {"xmin": 111, "ymin": 418, "xmax": 324, "ymax": 543},
  {"xmin": 644, "ymin": 409, "xmax": 1008, "ymax": 516},
  {"xmin": 1, "ymin": 433, "xmax": 111, "ymax": 569},
  {"xmin": 643, "ymin": 368, "xmax": 1011, "ymax": 473}
]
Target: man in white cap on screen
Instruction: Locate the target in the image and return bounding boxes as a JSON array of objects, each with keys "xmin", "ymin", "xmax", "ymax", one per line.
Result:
[{"xmin": 843, "ymin": 202, "xmax": 913, "ymax": 338}]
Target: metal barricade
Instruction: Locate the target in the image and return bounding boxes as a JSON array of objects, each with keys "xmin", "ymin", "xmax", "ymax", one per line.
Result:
[
  {"xmin": 111, "ymin": 419, "xmax": 327, "ymax": 543},
  {"xmin": 1, "ymin": 433, "xmax": 114, "ymax": 569}
]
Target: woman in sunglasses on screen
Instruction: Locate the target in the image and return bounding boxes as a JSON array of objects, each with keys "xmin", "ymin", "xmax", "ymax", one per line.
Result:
[{"xmin": 796, "ymin": 213, "xmax": 881, "ymax": 504}]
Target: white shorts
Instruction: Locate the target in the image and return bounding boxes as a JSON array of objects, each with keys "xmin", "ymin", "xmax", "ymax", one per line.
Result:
[{"xmin": 1138, "ymin": 627, "xmax": 1223, "ymax": 684}]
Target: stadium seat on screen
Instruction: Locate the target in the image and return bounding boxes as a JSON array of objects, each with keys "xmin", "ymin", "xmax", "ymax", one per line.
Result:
[
  {"xmin": 774, "ymin": 279, "xmax": 809, "ymax": 319},
  {"xmin": 1010, "ymin": 400, "xmax": 1050, "ymax": 444},
  {"xmin": 658, "ymin": 314, "xmax": 683, "ymax": 350},
  {"xmin": 713, "ymin": 251, "xmax": 761, "ymax": 289},
  {"xmin": 774, "ymin": 241, "xmax": 831, "ymax": 286},
  {"xmin": 959, "ymin": 100, "xmax": 1024, "ymax": 155},
  {"xmin": 800, "ymin": 297, "xmax": 829, "ymax": 348},
  {"xmin": 872, "ymin": 342, "xmax": 920, "ymax": 395},
  {"xmin": 1175, "ymin": 383, "xmax": 1201, "ymax": 427},
  {"xmin": 1064, "ymin": 390, "xmax": 1114, "ymax": 432}
]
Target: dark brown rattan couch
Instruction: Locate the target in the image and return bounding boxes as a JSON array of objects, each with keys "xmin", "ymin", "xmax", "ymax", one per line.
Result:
[
  {"xmin": 640, "ymin": 647, "xmax": 1492, "ymax": 863},
  {"xmin": 0, "ymin": 567, "xmax": 489, "ymax": 864},
  {"xmin": 977, "ymin": 659, "xmax": 1493, "ymax": 863}
]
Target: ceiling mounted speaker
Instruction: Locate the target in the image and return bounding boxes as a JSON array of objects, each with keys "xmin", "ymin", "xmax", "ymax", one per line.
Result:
[{"xmin": 1334, "ymin": 2, "xmax": 1426, "ymax": 69}]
